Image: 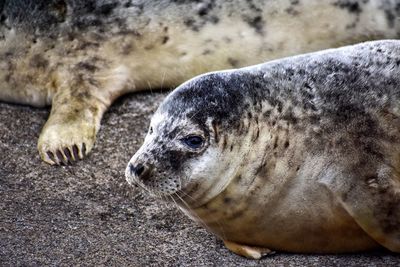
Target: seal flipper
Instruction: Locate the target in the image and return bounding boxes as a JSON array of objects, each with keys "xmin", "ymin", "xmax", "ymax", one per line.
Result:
[
  {"xmin": 37, "ymin": 66, "xmax": 130, "ymax": 165},
  {"xmin": 37, "ymin": 88, "xmax": 107, "ymax": 165},
  {"xmin": 320, "ymin": 165, "xmax": 400, "ymax": 252},
  {"xmin": 223, "ymin": 240, "xmax": 274, "ymax": 259}
]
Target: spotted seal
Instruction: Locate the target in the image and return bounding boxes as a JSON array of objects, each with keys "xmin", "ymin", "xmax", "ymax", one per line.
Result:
[
  {"xmin": 0, "ymin": 0, "xmax": 400, "ymax": 165},
  {"xmin": 126, "ymin": 40, "xmax": 400, "ymax": 258}
]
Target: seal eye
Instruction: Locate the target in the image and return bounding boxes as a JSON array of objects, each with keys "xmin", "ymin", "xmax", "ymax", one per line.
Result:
[
  {"xmin": 182, "ymin": 135, "xmax": 204, "ymax": 149},
  {"xmin": 149, "ymin": 126, "xmax": 153, "ymax": 134}
]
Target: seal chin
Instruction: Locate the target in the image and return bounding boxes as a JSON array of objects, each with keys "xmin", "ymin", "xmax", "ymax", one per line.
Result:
[{"xmin": 172, "ymin": 180, "xmax": 224, "ymax": 209}]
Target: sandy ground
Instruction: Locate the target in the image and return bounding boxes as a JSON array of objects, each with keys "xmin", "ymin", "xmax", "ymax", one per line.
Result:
[{"xmin": 1, "ymin": 92, "xmax": 399, "ymax": 266}]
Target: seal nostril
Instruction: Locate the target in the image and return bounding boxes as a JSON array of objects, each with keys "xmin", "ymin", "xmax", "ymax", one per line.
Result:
[
  {"xmin": 135, "ymin": 164, "xmax": 145, "ymax": 177},
  {"xmin": 130, "ymin": 163, "xmax": 149, "ymax": 180}
]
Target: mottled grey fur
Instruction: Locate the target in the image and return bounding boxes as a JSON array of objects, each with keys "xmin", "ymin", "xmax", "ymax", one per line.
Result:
[
  {"xmin": 164, "ymin": 41, "xmax": 400, "ymax": 147},
  {"xmin": 2, "ymin": 0, "xmax": 400, "ymax": 37}
]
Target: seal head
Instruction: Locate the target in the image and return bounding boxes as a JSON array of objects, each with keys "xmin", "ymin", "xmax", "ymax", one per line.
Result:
[{"xmin": 126, "ymin": 71, "xmax": 250, "ymax": 206}]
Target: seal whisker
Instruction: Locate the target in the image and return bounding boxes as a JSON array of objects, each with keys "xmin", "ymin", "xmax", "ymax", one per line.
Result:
[
  {"xmin": 172, "ymin": 192, "xmax": 223, "ymax": 239},
  {"xmin": 160, "ymin": 71, "xmax": 167, "ymax": 93},
  {"xmin": 132, "ymin": 179, "xmax": 153, "ymax": 196},
  {"xmin": 176, "ymin": 191, "xmax": 228, "ymax": 242},
  {"xmin": 177, "ymin": 190, "xmax": 197, "ymax": 203},
  {"xmin": 168, "ymin": 194, "xmax": 196, "ymax": 222}
]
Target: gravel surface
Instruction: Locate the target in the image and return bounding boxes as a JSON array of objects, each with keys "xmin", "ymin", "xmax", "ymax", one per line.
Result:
[{"xmin": 1, "ymin": 92, "xmax": 399, "ymax": 266}]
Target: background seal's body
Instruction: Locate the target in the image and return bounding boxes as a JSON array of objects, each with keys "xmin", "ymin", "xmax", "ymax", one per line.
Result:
[{"xmin": 0, "ymin": 0, "xmax": 400, "ymax": 164}]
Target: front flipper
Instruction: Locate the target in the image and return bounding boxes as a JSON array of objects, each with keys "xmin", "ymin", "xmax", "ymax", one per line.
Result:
[
  {"xmin": 223, "ymin": 240, "xmax": 274, "ymax": 259},
  {"xmin": 320, "ymin": 165, "xmax": 400, "ymax": 252},
  {"xmin": 37, "ymin": 89, "xmax": 107, "ymax": 165},
  {"xmin": 37, "ymin": 66, "xmax": 131, "ymax": 165}
]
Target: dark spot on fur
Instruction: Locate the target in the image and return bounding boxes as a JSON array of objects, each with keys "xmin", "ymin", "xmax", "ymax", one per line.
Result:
[
  {"xmin": 96, "ymin": 2, "xmax": 119, "ymax": 16},
  {"xmin": 244, "ymin": 15, "xmax": 264, "ymax": 34},
  {"xmin": 221, "ymin": 135, "xmax": 228, "ymax": 150},
  {"xmin": 281, "ymin": 110, "xmax": 298, "ymax": 124},
  {"xmin": 253, "ymin": 127, "xmax": 260, "ymax": 141},
  {"xmin": 183, "ymin": 17, "xmax": 198, "ymax": 31},
  {"xmin": 209, "ymin": 16, "xmax": 219, "ymax": 24},
  {"xmin": 273, "ymin": 137, "xmax": 278, "ymax": 149},
  {"xmin": 333, "ymin": 1, "xmax": 362, "ymax": 14},
  {"xmin": 223, "ymin": 37, "xmax": 232, "ymax": 43},
  {"xmin": 229, "ymin": 209, "xmax": 245, "ymax": 220},
  {"xmin": 264, "ymin": 110, "xmax": 272, "ymax": 118},
  {"xmin": 30, "ymin": 54, "xmax": 49, "ymax": 69},
  {"xmin": 285, "ymin": 7, "xmax": 299, "ymax": 15},
  {"xmin": 384, "ymin": 10, "xmax": 396, "ymax": 28},
  {"xmin": 223, "ymin": 197, "xmax": 232, "ymax": 204},
  {"xmin": 77, "ymin": 91, "xmax": 91, "ymax": 100},
  {"xmin": 212, "ymin": 120, "xmax": 220, "ymax": 143},
  {"xmin": 245, "ymin": 0, "xmax": 262, "ymax": 12},
  {"xmin": 228, "ymin": 58, "xmax": 239, "ymax": 68},
  {"xmin": 277, "ymin": 102, "xmax": 283, "ymax": 113},
  {"xmin": 144, "ymin": 45, "xmax": 154, "ymax": 50},
  {"xmin": 162, "ymin": 36, "xmax": 169, "ymax": 44},
  {"xmin": 4, "ymin": 74, "xmax": 11, "ymax": 83},
  {"xmin": 50, "ymin": 0, "xmax": 67, "ymax": 22},
  {"xmin": 76, "ymin": 41, "xmax": 100, "ymax": 50},
  {"xmin": 76, "ymin": 62, "xmax": 98, "ymax": 72},
  {"xmin": 284, "ymin": 141, "xmax": 290, "ymax": 148},
  {"xmin": 197, "ymin": 2, "xmax": 213, "ymax": 16},
  {"xmin": 202, "ymin": 49, "xmax": 212, "ymax": 55},
  {"xmin": 121, "ymin": 43, "xmax": 134, "ymax": 55}
]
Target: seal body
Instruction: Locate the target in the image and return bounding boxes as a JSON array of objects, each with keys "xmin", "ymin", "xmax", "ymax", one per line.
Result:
[
  {"xmin": 126, "ymin": 40, "xmax": 400, "ymax": 257},
  {"xmin": 0, "ymin": 0, "xmax": 400, "ymax": 164}
]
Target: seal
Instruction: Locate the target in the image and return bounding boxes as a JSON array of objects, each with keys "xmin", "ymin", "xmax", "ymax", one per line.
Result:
[
  {"xmin": 126, "ymin": 40, "xmax": 400, "ymax": 259},
  {"xmin": 1, "ymin": 0, "xmax": 400, "ymax": 165}
]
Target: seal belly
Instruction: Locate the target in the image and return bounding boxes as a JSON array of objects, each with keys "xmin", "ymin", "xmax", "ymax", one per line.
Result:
[{"xmin": 193, "ymin": 177, "xmax": 379, "ymax": 253}]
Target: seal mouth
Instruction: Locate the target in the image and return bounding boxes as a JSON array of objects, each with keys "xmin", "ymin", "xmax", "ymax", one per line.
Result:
[{"xmin": 126, "ymin": 166, "xmax": 184, "ymax": 199}]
